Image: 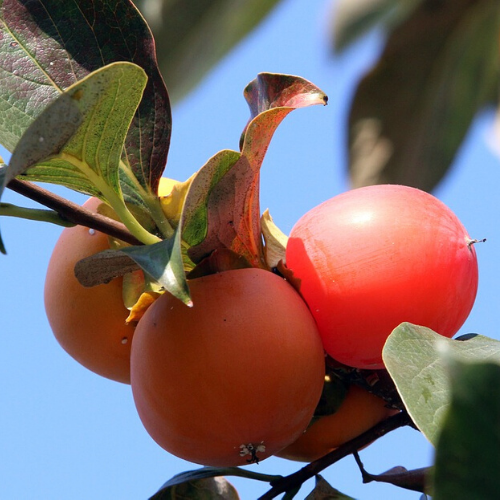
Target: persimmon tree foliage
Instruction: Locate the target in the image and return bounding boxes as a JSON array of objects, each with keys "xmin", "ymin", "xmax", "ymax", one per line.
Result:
[{"xmin": 1, "ymin": 1, "xmax": 499, "ymax": 499}]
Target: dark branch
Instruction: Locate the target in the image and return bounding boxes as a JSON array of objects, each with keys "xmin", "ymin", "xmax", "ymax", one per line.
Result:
[
  {"xmin": 7, "ymin": 179, "xmax": 142, "ymax": 246},
  {"xmin": 258, "ymin": 411, "xmax": 413, "ymax": 500}
]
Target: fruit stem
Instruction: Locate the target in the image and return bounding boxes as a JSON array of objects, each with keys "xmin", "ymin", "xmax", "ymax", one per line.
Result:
[{"xmin": 467, "ymin": 238, "xmax": 487, "ymax": 249}]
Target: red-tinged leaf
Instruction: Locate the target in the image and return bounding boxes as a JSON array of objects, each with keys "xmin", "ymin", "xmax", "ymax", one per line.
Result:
[
  {"xmin": 347, "ymin": 0, "xmax": 500, "ymax": 192},
  {"xmin": 0, "ymin": 0, "xmax": 170, "ymax": 198},
  {"xmin": 182, "ymin": 73, "xmax": 327, "ymax": 269}
]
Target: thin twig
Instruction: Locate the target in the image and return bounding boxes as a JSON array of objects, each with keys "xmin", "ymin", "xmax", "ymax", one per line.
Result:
[
  {"xmin": 258, "ymin": 411, "xmax": 413, "ymax": 500},
  {"xmin": 7, "ymin": 179, "xmax": 142, "ymax": 246}
]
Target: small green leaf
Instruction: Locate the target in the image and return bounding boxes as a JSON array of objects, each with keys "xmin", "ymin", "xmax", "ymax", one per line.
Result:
[
  {"xmin": 433, "ymin": 361, "xmax": 500, "ymax": 500},
  {"xmin": 121, "ymin": 229, "xmax": 191, "ymax": 306},
  {"xmin": 382, "ymin": 323, "xmax": 500, "ymax": 445}
]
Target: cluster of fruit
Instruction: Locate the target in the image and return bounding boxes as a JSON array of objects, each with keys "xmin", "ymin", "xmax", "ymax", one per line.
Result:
[{"xmin": 44, "ymin": 182, "xmax": 479, "ymax": 466}]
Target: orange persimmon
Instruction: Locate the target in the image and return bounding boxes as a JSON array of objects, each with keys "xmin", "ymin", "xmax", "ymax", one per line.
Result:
[
  {"xmin": 277, "ymin": 384, "xmax": 398, "ymax": 462},
  {"xmin": 130, "ymin": 268, "xmax": 326, "ymax": 466}
]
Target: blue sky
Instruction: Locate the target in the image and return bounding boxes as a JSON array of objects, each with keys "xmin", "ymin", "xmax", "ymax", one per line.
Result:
[{"xmin": 1, "ymin": 1, "xmax": 498, "ymax": 498}]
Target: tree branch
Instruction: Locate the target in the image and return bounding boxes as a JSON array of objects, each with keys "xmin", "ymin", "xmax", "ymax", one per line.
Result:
[
  {"xmin": 353, "ymin": 450, "xmax": 430, "ymax": 493},
  {"xmin": 258, "ymin": 411, "xmax": 413, "ymax": 500},
  {"xmin": 7, "ymin": 179, "xmax": 142, "ymax": 246}
]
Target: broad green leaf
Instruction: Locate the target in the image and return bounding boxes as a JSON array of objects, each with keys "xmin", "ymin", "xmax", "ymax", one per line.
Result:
[
  {"xmin": 332, "ymin": 0, "xmax": 424, "ymax": 52},
  {"xmin": 0, "ymin": 0, "xmax": 170, "ymax": 197},
  {"xmin": 134, "ymin": 0, "xmax": 283, "ymax": 103},
  {"xmin": 305, "ymin": 475, "xmax": 355, "ymax": 500},
  {"xmin": 0, "ymin": 92, "xmax": 82, "ymax": 252},
  {"xmin": 20, "ymin": 63, "xmax": 145, "ymax": 198},
  {"xmin": 150, "ymin": 466, "xmax": 281, "ymax": 500},
  {"xmin": 182, "ymin": 73, "xmax": 327, "ymax": 268},
  {"xmin": 383, "ymin": 323, "xmax": 500, "ymax": 445},
  {"xmin": 433, "ymin": 361, "xmax": 500, "ymax": 500},
  {"xmin": 347, "ymin": 0, "xmax": 500, "ymax": 192},
  {"xmin": 14, "ymin": 62, "xmax": 162, "ymax": 245}
]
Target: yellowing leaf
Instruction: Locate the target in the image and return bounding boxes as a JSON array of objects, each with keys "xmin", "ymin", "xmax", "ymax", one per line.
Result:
[
  {"xmin": 126, "ymin": 291, "xmax": 161, "ymax": 324},
  {"xmin": 261, "ymin": 209, "xmax": 288, "ymax": 269},
  {"xmin": 159, "ymin": 175, "xmax": 194, "ymax": 227}
]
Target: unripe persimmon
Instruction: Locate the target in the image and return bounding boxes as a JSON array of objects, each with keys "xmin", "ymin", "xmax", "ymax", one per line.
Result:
[
  {"xmin": 130, "ymin": 268, "xmax": 325, "ymax": 467},
  {"xmin": 277, "ymin": 384, "xmax": 397, "ymax": 462},
  {"xmin": 286, "ymin": 185, "xmax": 479, "ymax": 369}
]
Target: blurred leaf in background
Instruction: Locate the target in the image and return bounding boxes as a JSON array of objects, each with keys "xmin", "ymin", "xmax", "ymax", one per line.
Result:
[
  {"xmin": 134, "ymin": 0, "xmax": 283, "ymax": 103},
  {"xmin": 332, "ymin": 0, "xmax": 500, "ymax": 192}
]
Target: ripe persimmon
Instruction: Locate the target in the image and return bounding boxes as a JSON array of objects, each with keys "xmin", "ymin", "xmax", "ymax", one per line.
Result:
[
  {"xmin": 44, "ymin": 196, "xmax": 136, "ymax": 383},
  {"xmin": 44, "ymin": 178, "xmax": 175, "ymax": 384},
  {"xmin": 277, "ymin": 384, "xmax": 398, "ymax": 462},
  {"xmin": 286, "ymin": 185, "xmax": 479, "ymax": 369},
  {"xmin": 130, "ymin": 268, "xmax": 326, "ymax": 467}
]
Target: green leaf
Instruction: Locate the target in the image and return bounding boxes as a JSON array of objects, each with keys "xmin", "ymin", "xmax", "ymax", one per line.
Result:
[
  {"xmin": 14, "ymin": 62, "xmax": 162, "ymax": 245},
  {"xmin": 20, "ymin": 62, "xmax": 145, "ymax": 197},
  {"xmin": 182, "ymin": 73, "xmax": 327, "ymax": 268},
  {"xmin": 150, "ymin": 466, "xmax": 281, "ymax": 500},
  {"xmin": 121, "ymin": 228, "xmax": 191, "ymax": 306},
  {"xmin": 0, "ymin": 92, "xmax": 82, "ymax": 252},
  {"xmin": 332, "ymin": 0, "xmax": 424, "ymax": 52},
  {"xmin": 347, "ymin": 0, "xmax": 500, "ymax": 192},
  {"xmin": 433, "ymin": 361, "xmax": 500, "ymax": 500},
  {"xmin": 382, "ymin": 323, "xmax": 500, "ymax": 445},
  {"xmin": 0, "ymin": 0, "xmax": 170, "ymax": 195},
  {"xmin": 305, "ymin": 475, "xmax": 355, "ymax": 500},
  {"xmin": 151, "ymin": 476, "xmax": 239, "ymax": 500},
  {"xmin": 134, "ymin": 0, "xmax": 283, "ymax": 103}
]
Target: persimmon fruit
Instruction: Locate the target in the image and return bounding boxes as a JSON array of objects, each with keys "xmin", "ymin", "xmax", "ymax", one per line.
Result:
[
  {"xmin": 44, "ymin": 179, "xmax": 174, "ymax": 384},
  {"xmin": 277, "ymin": 384, "xmax": 397, "ymax": 462},
  {"xmin": 130, "ymin": 268, "xmax": 326, "ymax": 467},
  {"xmin": 286, "ymin": 184, "xmax": 479, "ymax": 369},
  {"xmin": 44, "ymin": 196, "xmax": 135, "ymax": 383}
]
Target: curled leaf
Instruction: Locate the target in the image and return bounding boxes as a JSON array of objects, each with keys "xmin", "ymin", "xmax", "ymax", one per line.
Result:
[{"xmin": 182, "ymin": 73, "xmax": 327, "ymax": 269}]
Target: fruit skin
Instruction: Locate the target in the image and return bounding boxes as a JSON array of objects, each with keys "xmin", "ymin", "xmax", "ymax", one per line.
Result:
[
  {"xmin": 276, "ymin": 384, "xmax": 397, "ymax": 462},
  {"xmin": 44, "ymin": 178, "xmax": 176, "ymax": 383},
  {"xmin": 286, "ymin": 184, "xmax": 479, "ymax": 369},
  {"xmin": 44, "ymin": 197, "xmax": 135, "ymax": 384},
  {"xmin": 130, "ymin": 268, "xmax": 325, "ymax": 467}
]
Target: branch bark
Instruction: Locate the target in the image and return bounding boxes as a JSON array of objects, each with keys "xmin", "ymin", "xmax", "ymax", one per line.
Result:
[
  {"xmin": 7, "ymin": 179, "xmax": 142, "ymax": 246},
  {"xmin": 258, "ymin": 411, "xmax": 414, "ymax": 499}
]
